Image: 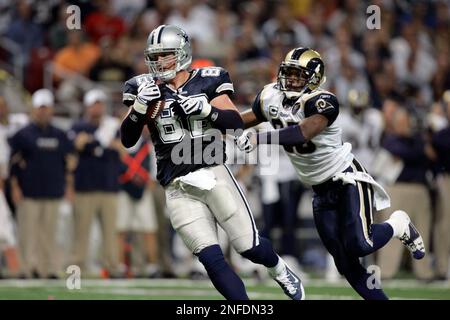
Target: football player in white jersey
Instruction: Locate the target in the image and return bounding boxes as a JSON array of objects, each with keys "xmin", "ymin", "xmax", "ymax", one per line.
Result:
[{"xmin": 236, "ymin": 47, "xmax": 426, "ymax": 300}]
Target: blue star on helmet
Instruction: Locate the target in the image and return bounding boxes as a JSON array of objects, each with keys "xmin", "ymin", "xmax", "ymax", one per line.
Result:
[{"xmin": 178, "ymin": 32, "xmax": 189, "ymax": 43}]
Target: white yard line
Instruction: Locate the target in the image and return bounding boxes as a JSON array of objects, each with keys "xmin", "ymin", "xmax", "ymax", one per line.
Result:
[
  {"xmin": 49, "ymin": 287, "xmax": 359, "ymax": 300},
  {"xmin": 0, "ymin": 278, "xmax": 448, "ymax": 289}
]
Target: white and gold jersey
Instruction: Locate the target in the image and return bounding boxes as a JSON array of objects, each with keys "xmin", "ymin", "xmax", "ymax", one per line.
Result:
[{"xmin": 252, "ymin": 83, "xmax": 353, "ymax": 186}]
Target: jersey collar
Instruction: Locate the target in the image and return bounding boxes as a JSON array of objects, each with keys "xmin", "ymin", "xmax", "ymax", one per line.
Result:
[{"xmin": 164, "ymin": 69, "xmax": 199, "ymax": 94}]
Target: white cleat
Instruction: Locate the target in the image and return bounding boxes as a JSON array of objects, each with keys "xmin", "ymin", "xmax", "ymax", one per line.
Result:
[
  {"xmin": 390, "ymin": 210, "xmax": 426, "ymax": 260},
  {"xmin": 270, "ymin": 258, "xmax": 305, "ymax": 300}
]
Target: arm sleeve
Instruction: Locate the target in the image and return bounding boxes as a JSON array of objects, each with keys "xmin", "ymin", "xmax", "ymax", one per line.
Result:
[
  {"xmin": 120, "ymin": 108, "xmax": 147, "ymax": 148},
  {"xmin": 207, "ymin": 107, "xmax": 244, "ymax": 133},
  {"xmin": 304, "ymin": 93, "xmax": 340, "ymax": 126}
]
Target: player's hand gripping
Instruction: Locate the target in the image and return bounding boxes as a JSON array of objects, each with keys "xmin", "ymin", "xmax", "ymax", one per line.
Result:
[
  {"xmin": 133, "ymin": 79, "xmax": 161, "ymax": 114},
  {"xmin": 235, "ymin": 130, "xmax": 257, "ymax": 153},
  {"xmin": 177, "ymin": 94, "xmax": 211, "ymax": 117}
]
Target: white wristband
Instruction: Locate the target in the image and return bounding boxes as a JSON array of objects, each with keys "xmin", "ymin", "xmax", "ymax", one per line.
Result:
[
  {"xmin": 133, "ymin": 99, "xmax": 148, "ymax": 114},
  {"xmin": 199, "ymin": 102, "xmax": 212, "ymax": 118}
]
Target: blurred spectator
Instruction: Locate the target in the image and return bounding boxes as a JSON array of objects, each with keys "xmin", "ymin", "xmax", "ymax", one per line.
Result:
[
  {"xmin": 390, "ymin": 22, "xmax": 436, "ymax": 104},
  {"xmin": 195, "ymin": 1, "xmax": 237, "ymax": 61},
  {"xmin": 229, "ymin": 18, "xmax": 266, "ymax": 62},
  {"xmin": 0, "ymin": 0, "xmax": 13, "ymax": 35},
  {"xmin": 31, "ymin": 0, "xmax": 61, "ymax": 29},
  {"xmin": 116, "ymin": 122, "xmax": 161, "ymax": 278},
  {"xmin": 335, "ymin": 89, "xmax": 383, "ymax": 171},
  {"xmin": 0, "ymin": 172, "xmax": 18, "ymax": 278},
  {"xmin": 152, "ymin": 174, "xmax": 176, "ymax": 279},
  {"xmin": 0, "ymin": 94, "xmax": 28, "ymax": 215},
  {"xmin": 430, "ymin": 91, "xmax": 450, "ymax": 280},
  {"xmin": 139, "ymin": 0, "xmax": 173, "ymax": 32},
  {"xmin": 9, "ymin": 89, "xmax": 74, "ymax": 279},
  {"xmin": 333, "ymin": 60, "xmax": 370, "ymax": 107},
  {"xmin": 125, "ymin": 12, "xmax": 156, "ymax": 69},
  {"xmin": 259, "ymin": 145, "xmax": 304, "ymax": 262},
  {"xmin": 327, "ymin": 0, "xmax": 367, "ymax": 39},
  {"xmin": 48, "ymin": 3, "xmax": 75, "ymax": 50},
  {"xmin": 0, "ymin": 96, "xmax": 29, "ymax": 171},
  {"xmin": 376, "ymin": 107, "xmax": 434, "ymax": 280},
  {"xmin": 4, "ymin": 0, "xmax": 43, "ymax": 66},
  {"xmin": 371, "ymin": 68, "xmax": 399, "ymax": 110},
  {"xmin": 69, "ymin": 89, "xmax": 122, "ymax": 277},
  {"xmin": 53, "ymin": 29, "xmax": 101, "ymax": 79},
  {"xmin": 166, "ymin": 0, "xmax": 216, "ymax": 58},
  {"xmin": 0, "ymin": 70, "xmax": 32, "ymax": 114},
  {"xmin": 110, "ymin": 0, "xmax": 147, "ymax": 26},
  {"xmin": 431, "ymin": 45, "xmax": 450, "ymax": 101},
  {"xmin": 0, "ymin": 95, "xmax": 25, "ymax": 278},
  {"xmin": 305, "ymin": 3, "xmax": 335, "ymax": 53},
  {"xmin": 261, "ymin": 1, "xmax": 312, "ymax": 52},
  {"xmin": 83, "ymin": 0, "xmax": 127, "ymax": 44},
  {"xmin": 89, "ymin": 38, "xmax": 134, "ymax": 83},
  {"xmin": 52, "ymin": 29, "xmax": 101, "ymax": 118},
  {"xmin": 323, "ymin": 25, "xmax": 365, "ymax": 84}
]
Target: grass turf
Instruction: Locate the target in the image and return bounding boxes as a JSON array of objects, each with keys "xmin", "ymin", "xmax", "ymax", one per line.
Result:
[{"xmin": 0, "ymin": 278, "xmax": 448, "ymax": 300}]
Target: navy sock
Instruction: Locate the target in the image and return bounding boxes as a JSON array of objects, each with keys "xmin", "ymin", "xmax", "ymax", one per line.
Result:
[
  {"xmin": 371, "ymin": 223, "xmax": 394, "ymax": 251},
  {"xmin": 240, "ymin": 237, "xmax": 279, "ymax": 268},
  {"xmin": 343, "ymin": 262, "xmax": 389, "ymax": 300},
  {"xmin": 197, "ymin": 245, "xmax": 248, "ymax": 300}
]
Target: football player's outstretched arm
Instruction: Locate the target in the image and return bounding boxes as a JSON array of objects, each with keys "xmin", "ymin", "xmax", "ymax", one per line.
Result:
[
  {"xmin": 298, "ymin": 114, "xmax": 328, "ymax": 141},
  {"xmin": 252, "ymin": 114, "xmax": 328, "ymax": 147},
  {"xmin": 240, "ymin": 109, "xmax": 264, "ymax": 129},
  {"xmin": 208, "ymin": 94, "xmax": 245, "ymax": 132},
  {"xmin": 210, "ymin": 93, "xmax": 238, "ymax": 112},
  {"xmin": 236, "ymin": 93, "xmax": 338, "ymax": 152}
]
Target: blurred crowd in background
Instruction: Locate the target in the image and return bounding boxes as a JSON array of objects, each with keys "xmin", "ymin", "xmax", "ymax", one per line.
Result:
[{"xmin": 0, "ymin": 0, "xmax": 450, "ymax": 283}]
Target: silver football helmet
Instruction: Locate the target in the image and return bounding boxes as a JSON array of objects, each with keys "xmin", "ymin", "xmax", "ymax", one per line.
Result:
[{"xmin": 144, "ymin": 25, "xmax": 192, "ymax": 82}]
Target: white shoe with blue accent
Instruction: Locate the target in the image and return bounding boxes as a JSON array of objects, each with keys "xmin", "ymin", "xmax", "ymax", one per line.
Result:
[
  {"xmin": 391, "ymin": 210, "xmax": 426, "ymax": 260},
  {"xmin": 269, "ymin": 258, "xmax": 305, "ymax": 300}
]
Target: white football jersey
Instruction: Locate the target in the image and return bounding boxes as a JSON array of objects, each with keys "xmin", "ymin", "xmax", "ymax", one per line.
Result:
[{"xmin": 252, "ymin": 83, "xmax": 353, "ymax": 186}]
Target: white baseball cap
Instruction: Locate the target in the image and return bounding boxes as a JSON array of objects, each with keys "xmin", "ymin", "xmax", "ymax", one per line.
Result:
[
  {"xmin": 84, "ymin": 88, "xmax": 107, "ymax": 107},
  {"xmin": 32, "ymin": 88, "xmax": 54, "ymax": 108}
]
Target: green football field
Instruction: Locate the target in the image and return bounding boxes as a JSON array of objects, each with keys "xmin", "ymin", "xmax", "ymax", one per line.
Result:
[{"xmin": 0, "ymin": 278, "xmax": 449, "ymax": 300}]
